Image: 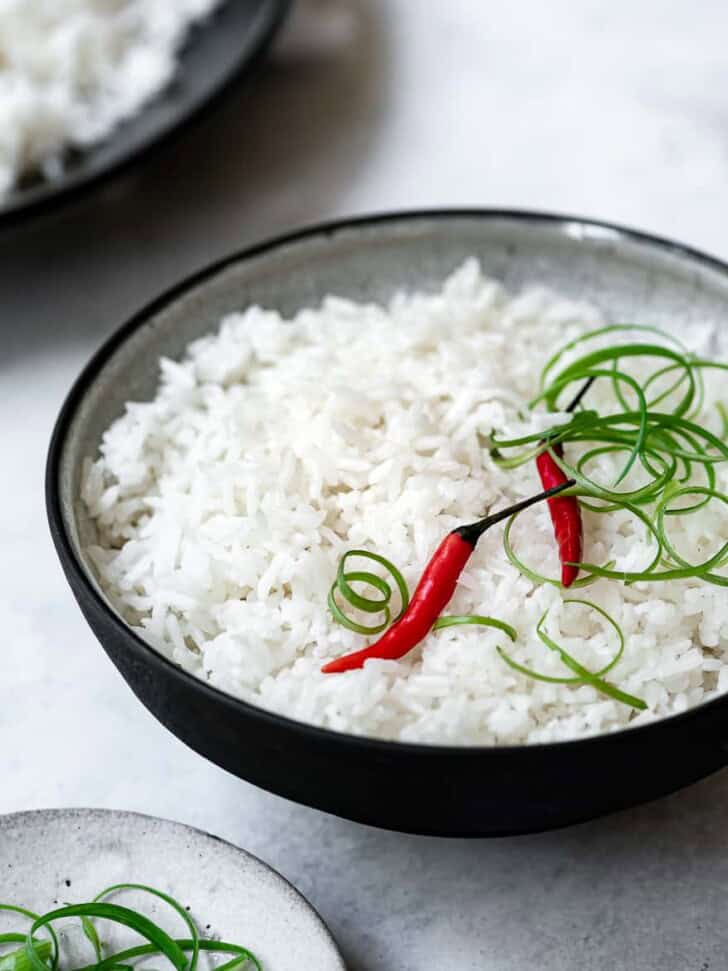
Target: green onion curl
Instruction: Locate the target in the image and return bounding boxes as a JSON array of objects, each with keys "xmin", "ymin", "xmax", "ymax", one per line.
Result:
[
  {"xmin": 327, "ymin": 549, "xmax": 409, "ymax": 634},
  {"xmin": 93, "ymin": 886, "xmax": 199, "ymax": 971},
  {"xmin": 497, "ymin": 599, "xmax": 646, "ymax": 710}
]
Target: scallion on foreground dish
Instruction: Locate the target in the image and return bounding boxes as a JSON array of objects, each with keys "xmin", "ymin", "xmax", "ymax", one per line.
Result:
[
  {"xmin": 83, "ymin": 262, "xmax": 728, "ymax": 744},
  {"xmin": 0, "ymin": 884, "xmax": 259, "ymax": 971}
]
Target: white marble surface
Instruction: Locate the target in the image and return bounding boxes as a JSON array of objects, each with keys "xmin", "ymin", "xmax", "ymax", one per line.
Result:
[{"xmin": 3, "ymin": 2, "xmax": 728, "ymax": 968}]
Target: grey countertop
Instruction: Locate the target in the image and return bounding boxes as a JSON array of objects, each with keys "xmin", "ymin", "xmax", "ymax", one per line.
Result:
[{"xmin": 2, "ymin": 2, "xmax": 728, "ymax": 968}]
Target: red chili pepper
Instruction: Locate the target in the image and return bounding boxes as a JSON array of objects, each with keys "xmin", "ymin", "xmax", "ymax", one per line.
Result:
[
  {"xmin": 536, "ymin": 446, "xmax": 581, "ymax": 587},
  {"xmin": 536, "ymin": 376, "xmax": 594, "ymax": 587},
  {"xmin": 322, "ymin": 481, "xmax": 574, "ymax": 674}
]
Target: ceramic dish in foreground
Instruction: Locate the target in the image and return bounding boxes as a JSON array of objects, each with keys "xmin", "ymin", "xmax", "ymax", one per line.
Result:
[{"xmin": 0, "ymin": 808, "xmax": 344, "ymax": 971}]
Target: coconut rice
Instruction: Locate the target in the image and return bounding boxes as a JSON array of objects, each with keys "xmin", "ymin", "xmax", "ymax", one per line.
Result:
[
  {"xmin": 81, "ymin": 261, "xmax": 728, "ymax": 745},
  {"xmin": 0, "ymin": 0, "xmax": 220, "ymax": 200}
]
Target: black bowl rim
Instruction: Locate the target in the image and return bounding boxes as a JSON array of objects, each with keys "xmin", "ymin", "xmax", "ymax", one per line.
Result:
[
  {"xmin": 46, "ymin": 206, "xmax": 728, "ymax": 760},
  {"xmin": 0, "ymin": 0, "xmax": 291, "ymax": 230}
]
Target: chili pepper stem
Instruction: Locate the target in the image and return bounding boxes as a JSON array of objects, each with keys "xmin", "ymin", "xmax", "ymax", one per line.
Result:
[
  {"xmin": 455, "ymin": 479, "xmax": 576, "ymax": 546},
  {"xmin": 565, "ymin": 375, "xmax": 596, "ymax": 413}
]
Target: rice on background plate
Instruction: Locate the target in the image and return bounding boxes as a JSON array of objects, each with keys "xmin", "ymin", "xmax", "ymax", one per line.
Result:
[
  {"xmin": 81, "ymin": 261, "xmax": 728, "ymax": 745},
  {"xmin": 0, "ymin": 0, "xmax": 220, "ymax": 199}
]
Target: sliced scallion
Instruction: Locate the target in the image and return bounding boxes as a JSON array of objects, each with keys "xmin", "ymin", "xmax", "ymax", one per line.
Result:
[
  {"xmin": 497, "ymin": 599, "xmax": 646, "ymax": 710},
  {"xmin": 0, "ymin": 886, "xmax": 260, "ymax": 971}
]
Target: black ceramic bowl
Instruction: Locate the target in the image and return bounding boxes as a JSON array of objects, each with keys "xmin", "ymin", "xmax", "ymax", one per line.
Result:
[{"xmin": 47, "ymin": 210, "xmax": 728, "ymax": 837}]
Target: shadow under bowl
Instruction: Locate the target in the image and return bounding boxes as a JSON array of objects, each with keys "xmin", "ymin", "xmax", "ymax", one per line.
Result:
[{"xmin": 47, "ymin": 209, "xmax": 728, "ymax": 836}]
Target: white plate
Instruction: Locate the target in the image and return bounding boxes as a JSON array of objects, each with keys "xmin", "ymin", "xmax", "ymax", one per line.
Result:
[{"xmin": 0, "ymin": 809, "xmax": 345, "ymax": 971}]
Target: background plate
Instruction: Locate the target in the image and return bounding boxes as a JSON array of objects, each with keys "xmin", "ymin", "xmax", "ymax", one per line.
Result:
[
  {"xmin": 0, "ymin": 808, "xmax": 345, "ymax": 971},
  {"xmin": 0, "ymin": 0, "xmax": 290, "ymax": 225}
]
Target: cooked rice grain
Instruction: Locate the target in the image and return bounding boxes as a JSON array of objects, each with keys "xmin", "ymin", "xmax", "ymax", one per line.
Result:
[{"xmin": 82, "ymin": 261, "xmax": 728, "ymax": 744}]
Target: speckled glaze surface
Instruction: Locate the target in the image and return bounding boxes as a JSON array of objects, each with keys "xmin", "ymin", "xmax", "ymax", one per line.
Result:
[
  {"xmin": 0, "ymin": 808, "xmax": 345, "ymax": 971},
  {"xmin": 47, "ymin": 211, "xmax": 728, "ymax": 835}
]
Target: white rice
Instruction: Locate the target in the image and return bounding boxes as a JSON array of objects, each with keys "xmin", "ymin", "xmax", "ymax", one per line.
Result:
[
  {"xmin": 82, "ymin": 261, "xmax": 728, "ymax": 745},
  {"xmin": 0, "ymin": 0, "xmax": 220, "ymax": 199}
]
